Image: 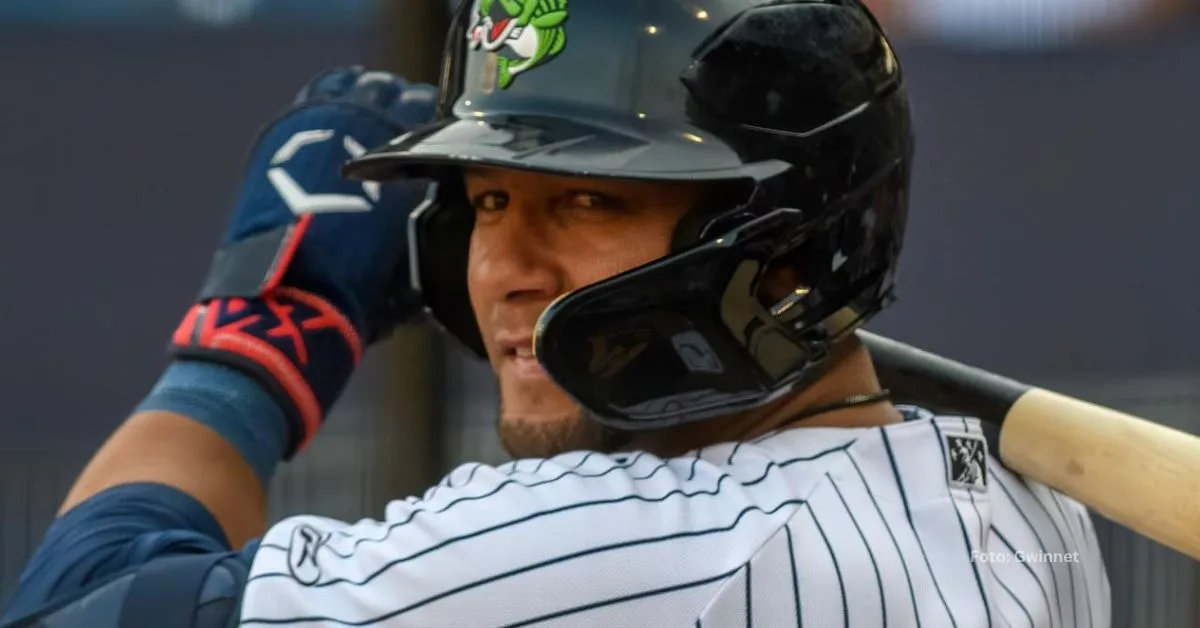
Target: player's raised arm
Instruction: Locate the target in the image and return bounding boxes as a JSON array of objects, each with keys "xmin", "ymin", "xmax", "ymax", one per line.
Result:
[{"xmin": 1, "ymin": 67, "xmax": 436, "ymax": 626}]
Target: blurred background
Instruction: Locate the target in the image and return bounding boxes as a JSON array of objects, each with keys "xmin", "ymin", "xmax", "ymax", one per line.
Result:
[{"xmin": 0, "ymin": 0, "xmax": 1197, "ymax": 625}]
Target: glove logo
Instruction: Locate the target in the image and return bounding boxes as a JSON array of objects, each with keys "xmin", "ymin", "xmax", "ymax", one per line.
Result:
[{"xmin": 267, "ymin": 129, "xmax": 381, "ymax": 216}]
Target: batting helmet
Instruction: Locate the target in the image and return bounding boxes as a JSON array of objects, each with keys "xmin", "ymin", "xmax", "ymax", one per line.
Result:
[{"xmin": 344, "ymin": 0, "xmax": 914, "ymax": 431}]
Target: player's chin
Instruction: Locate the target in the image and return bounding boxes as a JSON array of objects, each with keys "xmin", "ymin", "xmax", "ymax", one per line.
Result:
[
  {"xmin": 497, "ymin": 398, "xmax": 612, "ymax": 459},
  {"xmin": 497, "ymin": 372, "xmax": 573, "ymax": 418}
]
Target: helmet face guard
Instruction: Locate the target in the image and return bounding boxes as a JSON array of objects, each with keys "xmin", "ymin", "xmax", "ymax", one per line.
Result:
[
  {"xmin": 347, "ymin": 0, "xmax": 914, "ymax": 430},
  {"xmin": 534, "ymin": 204, "xmax": 897, "ymax": 429}
]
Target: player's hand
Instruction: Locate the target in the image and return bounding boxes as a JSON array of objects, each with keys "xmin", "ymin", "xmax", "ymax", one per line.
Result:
[{"xmin": 169, "ymin": 67, "xmax": 436, "ymax": 457}]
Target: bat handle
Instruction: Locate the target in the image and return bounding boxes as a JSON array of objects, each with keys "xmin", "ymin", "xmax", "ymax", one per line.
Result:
[{"xmin": 857, "ymin": 330, "xmax": 1030, "ymax": 425}]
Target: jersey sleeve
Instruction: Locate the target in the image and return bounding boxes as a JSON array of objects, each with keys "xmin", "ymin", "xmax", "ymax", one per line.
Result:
[
  {"xmin": 239, "ymin": 448, "xmax": 802, "ymax": 627},
  {"xmin": 1043, "ymin": 488, "xmax": 1113, "ymax": 628}
]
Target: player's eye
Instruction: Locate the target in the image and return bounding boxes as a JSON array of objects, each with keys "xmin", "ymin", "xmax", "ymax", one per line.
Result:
[
  {"xmin": 561, "ymin": 191, "xmax": 625, "ymax": 212},
  {"xmin": 470, "ymin": 191, "xmax": 509, "ymax": 214}
]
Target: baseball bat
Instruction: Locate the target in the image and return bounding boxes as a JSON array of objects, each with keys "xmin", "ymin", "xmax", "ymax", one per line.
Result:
[{"xmin": 858, "ymin": 329, "xmax": 1200, "ymax": 561}]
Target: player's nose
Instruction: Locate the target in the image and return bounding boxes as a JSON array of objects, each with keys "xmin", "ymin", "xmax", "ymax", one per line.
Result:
[{"xmin": 471, "ymin": 206, "xmax": 564, "ymax": 307}]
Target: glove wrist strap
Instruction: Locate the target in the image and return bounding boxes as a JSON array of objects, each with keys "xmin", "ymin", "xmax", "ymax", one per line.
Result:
[{"xmin": 170, "ymin": 287, "xmax": 362, "ymax": 458}]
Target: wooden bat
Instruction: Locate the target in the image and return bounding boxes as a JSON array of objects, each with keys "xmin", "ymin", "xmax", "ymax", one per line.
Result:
[{"xmin": 858, "ymin": 330, "xmax": 1200, "ymax": 561}]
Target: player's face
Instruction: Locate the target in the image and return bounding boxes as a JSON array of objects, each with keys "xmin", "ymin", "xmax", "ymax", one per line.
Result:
[{"xmin": 464, "ymin": 166, "xmax": 702, "ymax": 458}]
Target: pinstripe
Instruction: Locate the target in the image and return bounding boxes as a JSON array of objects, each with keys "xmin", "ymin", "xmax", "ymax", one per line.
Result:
[
  {"xmin": 880, "ymin": 427, "xmax": 958, "ymax": 628},
  {"xmin": 991, "ymin": 525, "xmax": 1054, "ymax": 625},
  {"xmin": 994, "ymin": 472, "xmax": 1064, "ymax": 628},
  {"xmin": 829, "ymin": 473, "xmax": 887, "ymax": 627},
  {"xmin": 966, "ymin": 489, "xmax": 992, "ymax": 619},
  {"xmin": 687, "ymin": 450, "xmax": 705, "ymax": 481},
  {"xmin": 1074, "ymin": 510, "xmax": 1103, "ymax": 613},
  {"xmin": 784, "ymin": 524, "xmax": 803, "ymax": 628},
  {"xmin": 992, "ymin": 563, "xmax": 1035, "ymax": 628},
  {"xmin": 958, "ymin": 434, "xmax": 995, "ymax": 623},
  {"xmin": 1047, "ymin": 492, "xmax": 1091, "ymax": 628},
  {"xmin": 931, "ymin": 420, "xmax": 993, "ymax": 628},
  {"xmin": 808, "ymin": 504, "xmax": 849, "ymax": 628},
  {"xmin": 1022, "ymin": 477, "xmax": 1078, "ymax": 627},
  {"xmin": 496, "ymin": 569, "xmax": 728, "ymax": 628},
  {"xmin": 744, "ymin": 562, "xmax": 753, "ymax": 628},
  {"xmin": 846, "ymin": 451, "xmax": 921, "ymax": 628},
  {"xmin": 726, "ymin": 442, "xmax": 743, "ymax": 466}
]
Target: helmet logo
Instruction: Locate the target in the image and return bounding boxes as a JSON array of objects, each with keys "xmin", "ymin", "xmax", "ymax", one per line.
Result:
[
  {"xmin": 588, "ymin": 335, "xmax": 649, "ymax": 379},
  {"xmin": 467, "ymin": 0, "xmax": 568, "ymax": 89}
]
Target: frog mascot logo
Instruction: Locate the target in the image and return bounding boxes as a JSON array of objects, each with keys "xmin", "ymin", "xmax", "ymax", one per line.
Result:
[{"xmin": 466, "ymin": 0, "xmax": 569, "ymax": 89}]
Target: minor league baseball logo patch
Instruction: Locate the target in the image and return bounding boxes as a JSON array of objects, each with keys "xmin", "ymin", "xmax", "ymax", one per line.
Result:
[{"xmin": 945, "ymin": 434, "xmax": 988, "ymax": 491}]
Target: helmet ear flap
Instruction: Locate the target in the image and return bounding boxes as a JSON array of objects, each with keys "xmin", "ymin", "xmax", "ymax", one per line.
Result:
[{"xmin": 411, "ymin": 178, "xmax": 487, "ymax": 358}]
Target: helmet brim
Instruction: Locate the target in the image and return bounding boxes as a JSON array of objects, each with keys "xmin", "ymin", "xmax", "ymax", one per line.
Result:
[{"xmin": 343, "ymin": 112, "xmax": 789, "ymax": 184}]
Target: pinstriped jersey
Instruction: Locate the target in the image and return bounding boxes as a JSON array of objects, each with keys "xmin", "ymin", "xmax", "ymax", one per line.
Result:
[{"xmin": 238, "ymin": 408, "xmax": 1111, "ymax": 627}]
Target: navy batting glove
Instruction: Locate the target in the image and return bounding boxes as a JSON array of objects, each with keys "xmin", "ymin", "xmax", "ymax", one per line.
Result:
[{"xmin": 170, "ymin": 67, "xmax": 435, "ymax": 458}]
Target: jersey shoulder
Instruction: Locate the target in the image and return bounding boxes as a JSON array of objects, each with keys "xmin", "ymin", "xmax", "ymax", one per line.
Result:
[
  {"xmin": 988, "ymin": 459, "xmax": 1113, "ymax": 627},
  {"xmin": 241, "ymin": 435, "xmax": 860, "ymax": 627}
]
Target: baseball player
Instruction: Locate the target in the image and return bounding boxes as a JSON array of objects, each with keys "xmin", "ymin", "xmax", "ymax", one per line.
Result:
[{"xmin": 2, "ymin": 0, "xmax": 1111, "ymax": 626}]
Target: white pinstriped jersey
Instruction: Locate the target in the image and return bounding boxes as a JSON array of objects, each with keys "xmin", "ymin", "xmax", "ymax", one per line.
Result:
[{"xmin": 239, "ymin": 407, "xmax": 1111, "ymax": 627}]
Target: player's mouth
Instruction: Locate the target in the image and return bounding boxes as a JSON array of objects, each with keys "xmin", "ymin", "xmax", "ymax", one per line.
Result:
[{"xmin": 498, "ymin": 335, "xmax": 548, "ymax": 380}]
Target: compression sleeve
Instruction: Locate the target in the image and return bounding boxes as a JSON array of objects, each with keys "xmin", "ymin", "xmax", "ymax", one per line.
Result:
[{"xmin": 1, "ymin": 483, "xmax": 258, "ymax": 627}]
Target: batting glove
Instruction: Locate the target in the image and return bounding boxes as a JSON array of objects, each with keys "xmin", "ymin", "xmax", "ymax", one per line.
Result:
[{"xmin": 170, "ymin": 67, "xmax": 435, "ymax": 458}]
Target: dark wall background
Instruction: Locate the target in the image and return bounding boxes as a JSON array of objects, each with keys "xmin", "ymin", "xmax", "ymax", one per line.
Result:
[
  {"xmin": 0, "ymin": 28, "xmax": 377, "ymax": 447},
  {"xmin": 881, "ymin": 36, "xmax": 1200, "ymax": 378},
  {"xmin": 3, "ymin": 28, "xmax": 1197, "ymax": 446},
  {"xmin": 0, "ymin": 21, "xmax": 1197, "ymax": 626}
]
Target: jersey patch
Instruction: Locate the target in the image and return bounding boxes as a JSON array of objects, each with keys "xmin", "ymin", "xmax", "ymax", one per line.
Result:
[{"xmin": 945, "ymin": 433, "xmax": 988, "ymax": 491}]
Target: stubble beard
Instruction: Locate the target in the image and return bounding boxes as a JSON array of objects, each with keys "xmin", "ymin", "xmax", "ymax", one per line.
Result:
[{"xmin": 496, "ymin": 400, "xmax": 633, "ymax": 459}]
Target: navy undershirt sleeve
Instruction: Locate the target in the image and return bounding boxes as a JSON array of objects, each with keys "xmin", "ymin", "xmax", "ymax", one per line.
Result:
[{"xmin": 1, "ymin": 483, "xmax": 258, "ymax": 626}]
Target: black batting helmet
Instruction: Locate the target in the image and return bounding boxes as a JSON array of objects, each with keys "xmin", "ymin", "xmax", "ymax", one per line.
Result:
[{"xmin": 345, "ymin": 0, "xmax": 914, "ymax": 431}]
